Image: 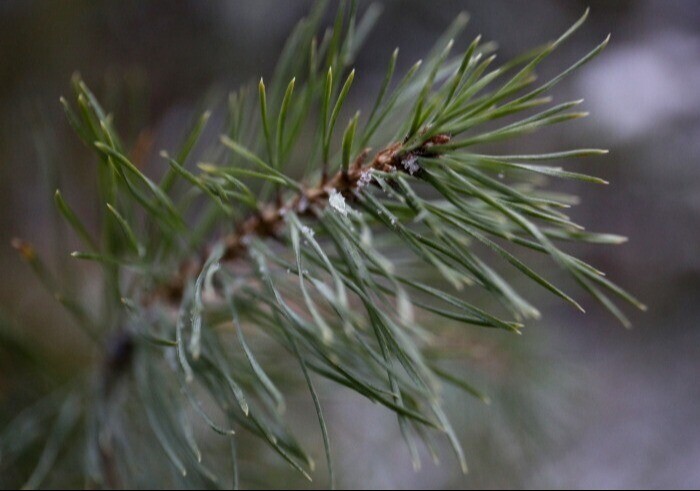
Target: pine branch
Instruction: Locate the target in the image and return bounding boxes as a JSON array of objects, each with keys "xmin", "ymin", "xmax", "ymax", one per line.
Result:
[
  {"xmin": 3, "ymin": 3, "xmax": 646, "ymax": 489},
  {"xmin": 150, "ymin": 131, "xmax": 448, "ymax": 305}
]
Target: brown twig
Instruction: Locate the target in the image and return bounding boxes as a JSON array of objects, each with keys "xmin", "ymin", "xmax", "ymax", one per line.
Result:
[{"xmin": 148, "ymin": 134, "xmax": 450, "ymax": 305}]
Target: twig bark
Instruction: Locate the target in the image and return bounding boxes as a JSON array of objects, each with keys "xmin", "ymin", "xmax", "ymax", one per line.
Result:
[{"xmin": 149, "ymin": 134, "xmax": 450, "ymax": 305}]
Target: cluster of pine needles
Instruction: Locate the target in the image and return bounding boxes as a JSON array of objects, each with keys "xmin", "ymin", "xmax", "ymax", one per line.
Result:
[{"xmin": 2, "ymin": 2, "xmax": 644, "ymax": 489}]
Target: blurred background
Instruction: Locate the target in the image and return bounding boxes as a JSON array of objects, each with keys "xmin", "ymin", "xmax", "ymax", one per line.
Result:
[{"xmin": 1, "ymin": 0, "xmax": 699, "ymax": 488}]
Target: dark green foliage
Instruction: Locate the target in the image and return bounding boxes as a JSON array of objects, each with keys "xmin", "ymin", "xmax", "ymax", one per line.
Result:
[{"xmin": 2, "ymin": 2, "xmax": 643, "ymax": 488}]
